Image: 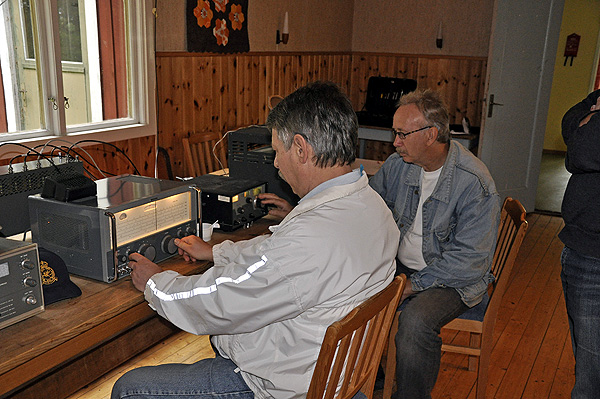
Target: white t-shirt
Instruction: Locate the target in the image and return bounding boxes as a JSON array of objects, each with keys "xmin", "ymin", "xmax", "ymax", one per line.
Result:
[{"xmin": 398, "ymin": 166, "xmax": 443, "ymax": 271}]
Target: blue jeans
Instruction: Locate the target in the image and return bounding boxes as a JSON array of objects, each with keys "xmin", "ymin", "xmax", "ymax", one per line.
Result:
[
  {"xmin": 393, "ymin": 284, "xmax": 468, "ymax": 399},
  {"xmin": 111, "ymin": 354, "xmax": 254, "ymax": 399},
  {"xmin": 561, "ymin": 246, "xmax": 600, "ymax": 399},
  {"xmin": 111, "ymin": 350, "xmax": 368, "ymax": 399}
]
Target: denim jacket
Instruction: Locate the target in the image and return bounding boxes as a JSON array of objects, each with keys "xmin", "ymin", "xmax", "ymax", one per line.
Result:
[{"xmin": 370, "ymin": 141, "xmax": 501, "ymax": 307}]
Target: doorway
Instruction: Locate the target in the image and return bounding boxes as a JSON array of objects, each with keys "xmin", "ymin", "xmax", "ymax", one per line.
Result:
[
  {"xmin": 534, "ymin": 152, "xmax": 570, "ymax": 215},
  {"xmin": 535, "ymin": 24, "xmax": 600, "ymax": 215}
]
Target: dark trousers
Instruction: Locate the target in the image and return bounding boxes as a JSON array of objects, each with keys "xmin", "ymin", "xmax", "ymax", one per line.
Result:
[{"xmin": 393, "ymin": 263, "xmax": 469, "ymax": 399}]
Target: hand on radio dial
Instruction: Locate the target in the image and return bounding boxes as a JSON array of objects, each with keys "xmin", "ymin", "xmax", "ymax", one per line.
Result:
[
  {"xmin": 128, "ymin": 252, "xmax": 163, "ymax": 291},
  {"xmin": 175, "ymin": 235, "xmax": 214, "ymax": 263},
  {"xmin": 257, "ymin": 193, "xmax": 293, "ymax": 219}
]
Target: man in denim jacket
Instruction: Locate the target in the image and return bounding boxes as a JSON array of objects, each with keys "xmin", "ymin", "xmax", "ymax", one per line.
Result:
[{"xmin": 369, "ymin": 89, "xmax": 501, "ymax": 399}]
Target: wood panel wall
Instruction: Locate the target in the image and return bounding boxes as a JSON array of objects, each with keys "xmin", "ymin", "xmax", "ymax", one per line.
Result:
[
  {"xmin": 156, "ymin": 52, "xmax": 486, "ymax": 178},
  {"xmin": 1, "ymin": 52, "xmax": 486, "ymax": 180}
]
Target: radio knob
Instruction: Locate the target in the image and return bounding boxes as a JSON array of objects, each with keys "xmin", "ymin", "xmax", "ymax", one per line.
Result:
[
  {"xmin": 23, "ymin": 277, "xmax": 37, "ymax": 287},
  {"xmin": 138, "ymin": 244, "xmax": 156, "ymax": 261},
  {"xmin": 21, "ymin": 259, "xmax": 34, "ymax": 270},
  {"xmin": 117, "ymin": 253, "xmax": 129, "ymax": 264},
  {"xmin": 161, "ymin": 235, "xmax": 177, "ymax": 254},
  {"xmin": 185, "ymin": 226, "xmax": 196, "ymax": 236},
  {"xmin": 24, "ymin": 295, "xmax": 38, "ymax": 305}
]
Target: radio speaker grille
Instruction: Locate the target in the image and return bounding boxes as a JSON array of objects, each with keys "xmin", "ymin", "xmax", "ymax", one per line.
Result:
[{"xmin": 39, "ymin": 211, "xmax": 90, "ymax": 250}]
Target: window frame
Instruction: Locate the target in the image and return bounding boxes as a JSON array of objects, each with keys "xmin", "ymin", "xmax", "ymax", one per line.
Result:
[{"xmin": 0, "ymin": 0, "xmax": 156, "ymax": 158}]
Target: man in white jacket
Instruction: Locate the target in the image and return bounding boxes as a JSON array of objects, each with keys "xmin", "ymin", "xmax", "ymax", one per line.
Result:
[{"xmin": 112, "ymin": 81, "xmax": 400, "ymax": 399}]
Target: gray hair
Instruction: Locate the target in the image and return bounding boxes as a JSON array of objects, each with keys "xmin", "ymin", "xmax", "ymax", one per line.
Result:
[
  {"xmin": 266, "ymin": 81, "xmax": 357, "ymax": 168},
  {"xmin": 398, "ymin": 89, "xmax": 450, "ymax": 143}
]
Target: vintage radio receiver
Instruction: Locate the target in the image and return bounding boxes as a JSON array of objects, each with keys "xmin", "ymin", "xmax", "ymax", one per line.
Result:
[
  {"xmin": 29, "ymin": 175, "xmax": 201, "ymax": 283},
  {"xmin": 190, "ymin": 174, "xmax": 268, "ymax": 232},
  {"xmin": 0, "ymin": 238, "xmax": 44, "ymax": 330}
]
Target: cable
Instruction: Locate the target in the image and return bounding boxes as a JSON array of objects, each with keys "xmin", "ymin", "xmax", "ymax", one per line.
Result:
[
  {"xmin": 153, "ymin": 0, "xmax": 160, "ymax": 179},
  {"xmin": 1, "ymin": 142, "xmax": 60, "ymax": 173},
  {"xmin": 39, "ymin": 138, "xmax": 108, "ymax": 178},
  {"xmin": 53, "ymin": 146, "xmax": 116, "ymax": 179},
  {"xmin": 212, "ymin": 131, "xmax": 230, "ymax": 176},
  {"xmin": 12, "ymin": 143, "xmax": 106, "ymax": 180},
  {"xmin": 66, "ymin": 139, "xmax": 141, "ymax": 175}
]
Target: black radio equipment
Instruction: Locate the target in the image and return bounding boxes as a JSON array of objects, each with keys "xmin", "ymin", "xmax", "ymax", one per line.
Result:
[
  {"xmin": 29, "ymin": 175, "xmax": 201, "ymax": 283},
  {"xmin": 0, "ymin": 238, "xmax": 43, "ymax": 330},
  {"xmin": 228, "ymin": 125, "xmax": 299, "ymax": 206},
  {"xmin": 190, "ymin": 174, "xmax": 268, "ymax": 231},
  {"xmin": 0, "ymin": 156, "xmax": 84, "ymax": 236}
]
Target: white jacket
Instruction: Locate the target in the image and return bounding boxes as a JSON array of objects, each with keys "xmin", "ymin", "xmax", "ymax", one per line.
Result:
[{"xmin": 144, "ymin": 172, "xmax": 400, "ymax": 398}]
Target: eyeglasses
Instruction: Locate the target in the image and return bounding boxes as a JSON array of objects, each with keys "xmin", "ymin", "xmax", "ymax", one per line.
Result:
[{"xmin": 391, "ymin": 125, "xmax": 432, "ymax": 140}]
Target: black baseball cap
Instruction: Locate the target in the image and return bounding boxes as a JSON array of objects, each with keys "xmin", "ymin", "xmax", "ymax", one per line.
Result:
[{"xmin": 39, "ymin": 247, "xmax": 82, "ymax": 305}]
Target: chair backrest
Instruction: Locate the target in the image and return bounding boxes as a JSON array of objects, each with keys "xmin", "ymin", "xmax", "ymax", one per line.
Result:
[
  {"xmin": 268, "ymin": 94, "xmax": 284, "ymax": 110},
  {"xmin": 182, "ymin": 131, "xmax": 227, "ymax": 176},
  {"xmin": 307, "ymin": 274, "xmax": 407, "ymax": 399},
  {"xmin": 485, "ymin": 197, "xmax": 528, "ymax": 323}
]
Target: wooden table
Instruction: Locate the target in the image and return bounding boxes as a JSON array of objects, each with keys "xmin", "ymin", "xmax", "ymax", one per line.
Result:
[{"xmin": 0, "ymin": 217, "xmax": 276, "ymax": 399}]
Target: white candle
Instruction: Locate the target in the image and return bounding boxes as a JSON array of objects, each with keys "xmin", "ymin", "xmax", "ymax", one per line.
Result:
[{"xmin": 282, "ymin": 12, "xmax": 289, "ymax": 44}]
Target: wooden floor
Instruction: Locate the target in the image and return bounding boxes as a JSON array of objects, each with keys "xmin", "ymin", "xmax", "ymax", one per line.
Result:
[{"xmin": 67, "ymin": 213, "xmax": 574, "ymax": 399}]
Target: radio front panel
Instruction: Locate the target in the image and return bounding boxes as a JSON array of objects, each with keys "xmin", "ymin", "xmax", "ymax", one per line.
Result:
[
  {"xmin": 110, "ymin": 220, "xmax": 198, "ymax": 281},
  {"xmin": 201, "ymin": 182, "xmax": 268, "ymax": 231},
  {"xmin": 29, "ymin": 175, "xmax": 201, "ymax": 283},
  {"xmin": 190, "ymin": 175, "xmax": 268, "ymax": 232},
  {"xmin": 0, "ymin": 239, "xmax": 44, "ymax": 330}
]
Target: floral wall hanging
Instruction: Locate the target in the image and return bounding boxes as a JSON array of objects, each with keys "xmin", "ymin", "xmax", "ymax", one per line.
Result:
[{"xmin": 186, "ymin": 0, "xmax": 249, "ymax": 53}]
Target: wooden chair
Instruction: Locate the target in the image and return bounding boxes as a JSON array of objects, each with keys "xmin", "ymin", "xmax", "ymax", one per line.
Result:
[
  {"xmin": 307, "ymin": 274, "xmax": 407, "ymax": 399},
  {"xmin": 383, "ymin": 197, "xmax": 528, "ymax": 399},
  {"xmin": 182, "ymin": 131, "xmax": 228, "ymax": 176},
  {"xmin": 268, "ymin": 94, "xmax": 284, "ymax": 110}
]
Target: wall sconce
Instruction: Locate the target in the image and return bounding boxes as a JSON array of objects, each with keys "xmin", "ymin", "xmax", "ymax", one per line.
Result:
[
  {"xmin": 436, "ymin": 22, "xmax": 443, "ymax": 49},
  {"xmin": 276, "ymin": 12, "xmax": 289, "ymax": 45}
]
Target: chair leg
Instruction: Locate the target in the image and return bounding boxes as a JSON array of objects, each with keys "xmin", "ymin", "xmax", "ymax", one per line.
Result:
[
  {"xmin": 475, "ymin": 335, "xmax": 492, "ymax": 399},
  {"xmin": 468, "ymin": 332, "xmax": 481, "ymax": 372},
  {"xmin": 383, "ymin": 311, "xmax": 399, "ymax": 398}
]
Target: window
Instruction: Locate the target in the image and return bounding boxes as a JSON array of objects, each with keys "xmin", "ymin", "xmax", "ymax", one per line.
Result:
[{"xmin": 0, "ymin": 0, "xmax": 156, "ymax": 149}]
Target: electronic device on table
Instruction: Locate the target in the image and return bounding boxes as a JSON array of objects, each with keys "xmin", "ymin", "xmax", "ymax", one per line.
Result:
[
  {"xmin": 190, "ymin": 174, "xmax": 268, "ymax": 232},
  {"xmin": 355, "ymin": 76, "xmax": 417, "ymax": 128},
  {"xmin": 0, "ymin": 238, "xmax": 43, "ymax": 330},
  {"xmin": 28, "ymin": 175, "xmax": 201, "ymax": 283},
  {"xmin": 0, "ymin": 156, "xmax": 84, "ymax": 237},
  {"xmin": 228, "ymin": 125, "xmax": 299, "ymax": 206}
]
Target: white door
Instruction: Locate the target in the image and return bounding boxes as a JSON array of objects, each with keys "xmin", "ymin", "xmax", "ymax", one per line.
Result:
[{"xmin": 478, "ymin": 0, "xmax": 565, "ymax": 212}]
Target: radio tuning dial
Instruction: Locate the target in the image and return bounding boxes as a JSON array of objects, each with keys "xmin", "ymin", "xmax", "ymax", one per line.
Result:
[
  {"xmin": 23, "ymin": 277, "xmax": 37, "ymax": 287},
  {"xmin": 138, "ymin": 244, "xmax": 156, "ymax": 262},
  {"xmin": 21, "ymin": 258, "xmax": 34, "ymax": 270},
  {"xmin": 161, "ymin": 235, "xmax": 177, "ymax": 255}
]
